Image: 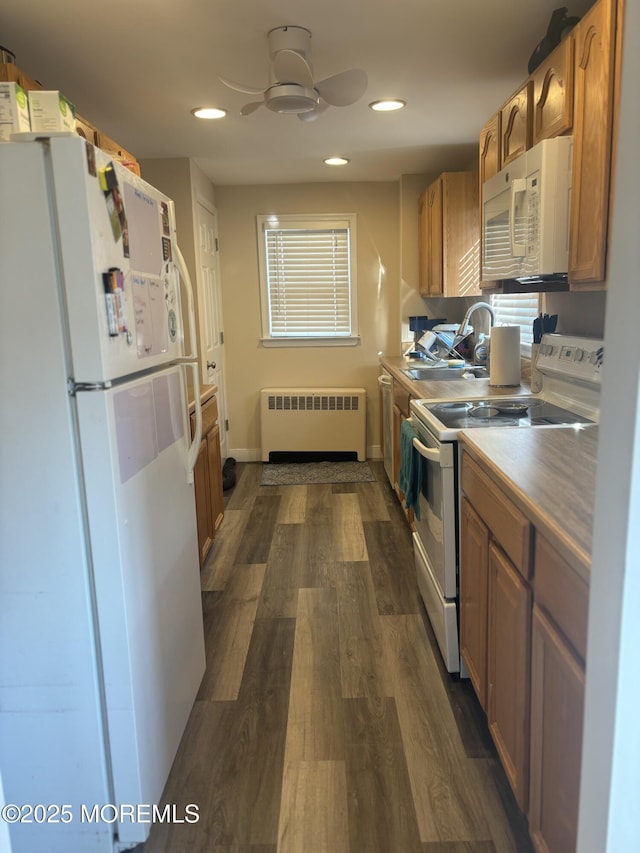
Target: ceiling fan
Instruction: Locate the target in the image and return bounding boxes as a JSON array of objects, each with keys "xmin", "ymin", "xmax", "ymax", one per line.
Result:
[{"xmin": 219, "ymin": 25, "xmax": 368, "ymax": 122}]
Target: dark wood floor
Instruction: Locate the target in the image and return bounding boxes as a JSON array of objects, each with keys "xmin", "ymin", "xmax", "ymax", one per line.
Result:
[{"xmin": 144, "ymin": 461, "xmax": 533, "ymax": 853}]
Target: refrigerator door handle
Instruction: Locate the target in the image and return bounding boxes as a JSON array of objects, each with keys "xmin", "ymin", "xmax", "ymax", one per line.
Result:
[
  {"xmin": 173, "ymin": 243, "xmax": 202, "ymax": 482},
  {"xmin": 174, "ymin": 243, "xmax": 198, "ymax": 362},
  {"xmin": 185, "ymin": 361, "xmax": 202, "ymax": 483}
]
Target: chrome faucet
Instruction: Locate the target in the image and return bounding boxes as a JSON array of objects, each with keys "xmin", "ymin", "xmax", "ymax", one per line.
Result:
[{"xmin": 455, "ymin": 302, "xmax": 495, "ymax": 341}]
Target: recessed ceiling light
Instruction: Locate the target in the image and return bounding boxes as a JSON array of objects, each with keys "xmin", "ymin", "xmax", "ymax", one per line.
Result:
[
  {"xmin": 369, "ymin": 99, "xmax": 406, "ymax": 112},
  {"xmin": 324, "ymin": 156, "xmax": 350, "ymax": 166},
  {"xmin": 191, "ymin": 107, "xmax": 226, "ymax": 119}
]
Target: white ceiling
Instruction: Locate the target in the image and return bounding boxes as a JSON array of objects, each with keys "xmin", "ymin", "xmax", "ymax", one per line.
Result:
[{"xmin": 1, "ymin": 0, "xmax": 593, "ymax": 185}]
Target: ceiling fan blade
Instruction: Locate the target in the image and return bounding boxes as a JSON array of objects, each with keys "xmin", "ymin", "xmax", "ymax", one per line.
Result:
[
  {"xmin": 298, "ymin": 100, "xmax": 330, "ymax": 122},
  {"xmin": 240, "ymin": 101, "xmax": 264, "ymax": 116},
  {"xmin": 315, "ymin": 69, "xmax": 368, "ymax": 107},
  {"xmin": 272, "ymin": 49, "xmax": 314, "ymax": 88},
  {"xmin": 219, "ymin": 75, "xmax": 264, "ymax": 96}
]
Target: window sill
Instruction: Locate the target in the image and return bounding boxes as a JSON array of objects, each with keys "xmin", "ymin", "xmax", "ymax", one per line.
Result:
[{"xmin": 260, "ymin": 336, "xmax": 361, "ymax": 348}]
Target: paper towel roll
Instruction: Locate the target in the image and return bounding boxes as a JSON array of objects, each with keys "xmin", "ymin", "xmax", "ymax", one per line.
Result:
[{"xmin": 489, "ymin": 326, "xmax": 521, "ymax": 387}]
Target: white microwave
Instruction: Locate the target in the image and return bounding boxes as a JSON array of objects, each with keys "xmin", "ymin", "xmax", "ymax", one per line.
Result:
[{"xmin": 482, "ymin": 136, "xmax": 573, "ymax": 283}]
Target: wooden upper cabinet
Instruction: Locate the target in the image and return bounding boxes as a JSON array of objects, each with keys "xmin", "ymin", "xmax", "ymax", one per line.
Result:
[
  {"xmin": 427, "ymin": 178, "xmax": 444, "ymax": 295},
  {"xmin": 418, "ymin": 172, "xmax": 480, "ymax": 298},
  {"xmin": 500, "ymin": 81, "xmax": 533, "ymax": 167},
  {"xmin": 0, "ymin": 61, "xmax": 138, "ymax": 172},
  {"xmin": 479, "ymin": 112, "xmax": 502, "ymax": 185},
  {"xmin": 569, "ymin": 0, "xmax": 617, "ymax": 288},
  {"xmin": 94, "ymin": 130, "xmax": 138, "ymax": 168},
  {"xmin": 0, "ymin": 63, "xmax": 42, "ymax": 91},
  {"xmin": 417, "ymin": 190, "xmax": 429, "ymax": 295},
  {"xmin": 532, "ymin": 35, "xmax": 575, "ymax": 144},
  {"xmin": 75, "ymin": 115, "xmax": 98, "ymax": 145}
]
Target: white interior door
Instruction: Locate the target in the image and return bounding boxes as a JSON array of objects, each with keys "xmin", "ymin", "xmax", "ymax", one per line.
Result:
[{"xmin": 196, "ymin": 200, "xmax": 228, "ymax": 460}]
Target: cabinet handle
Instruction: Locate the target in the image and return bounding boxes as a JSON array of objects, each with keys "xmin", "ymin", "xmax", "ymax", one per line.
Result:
[{"xmin": 207, "ymin": 361, "xmax": 217, "ymax": 370}]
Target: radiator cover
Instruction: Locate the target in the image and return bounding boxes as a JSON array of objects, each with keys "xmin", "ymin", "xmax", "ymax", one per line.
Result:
[{"xmin": 260, "ymin": 388, "xmax": 366, "ymax": 461}]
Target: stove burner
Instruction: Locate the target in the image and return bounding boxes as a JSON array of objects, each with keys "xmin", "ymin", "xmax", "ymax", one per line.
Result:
[
  {"xmin": 469, "ymin": 405, "xmax": 501, "ymax": 419},
  {"xmin": 494, "ymin": 402, "xmax": 529, "ymax": 416},
  {"xmin": 433, "ymin": 401, "xmax": 472, "ymax": 412}
]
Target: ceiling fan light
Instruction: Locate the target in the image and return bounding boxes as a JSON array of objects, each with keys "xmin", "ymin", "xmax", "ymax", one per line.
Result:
[
  {"xmin": 324, "ymin": 156, "xmax": 350, "ymax": 167},
  {"xmin": 369, "ymin": 99, "xmax": 406, "ymax": 112},
  {"xmin": 266, "ymin": 84, "xmax": 319, "ymax": 114},
  {"xmin": 191, "ymin": 107, "xmax": 226, "ymax": 119}
]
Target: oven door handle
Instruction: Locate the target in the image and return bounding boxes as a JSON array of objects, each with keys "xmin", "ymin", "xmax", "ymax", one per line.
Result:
[{"xmin": 411, "ymin": 435, "xmax": 442, "ymax": 464}]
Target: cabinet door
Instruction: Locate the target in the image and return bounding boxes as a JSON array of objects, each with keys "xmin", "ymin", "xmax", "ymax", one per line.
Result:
[
  {"xmin": 569, "ymin": 0, "xmax": 617, "ymax": 288},
  {"xmin": 194, "ymin": 437, "xmax": 213, "ymax": 565},
  {"xmin": 479, "ymin": 112, "xmax": 502, "ymax": 184},
  {"xmin": 418, "ymin": 189, "xmax": 429, "ymax": 296},
  {"xmin": 529, "ymin": 605, "xmax": 585, "ymax": 853},
  {"xmin": 460, "ymin": 498, "xmax": 489, "ymax": 709},
  {"xmin": 478, "ymin": 114, "xmax": 502, "ymax": 293},
  {"xmin": 208, "ymin": 423, "xmax": 224, "ymax": 534},
  {"xmin": 532, "ymin": 36, "xmax": 575, "ymax": 144},
  {"xmin": 501, "ymin": 81, "xmax": 533, "ymax": 166},
  {"xmin": 441, "ymin": 173, "xmax": 480, "ymax": 297},
  {"xmin": 427, "ymin": 178, "xmax": 444, "ymax": 296},
  {"xmin": 487, "ymin": 542, "xmax": 532, "ymax": 811}
]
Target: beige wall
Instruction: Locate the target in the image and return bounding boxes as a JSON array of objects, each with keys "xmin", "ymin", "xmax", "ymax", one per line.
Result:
[
  {"xmin": 215, "ymin": 181, "xmax": 399, "ymax": 460},
  {"xmin": 135, "ymin": 160, "xmax": 606, "ymax": 464}
]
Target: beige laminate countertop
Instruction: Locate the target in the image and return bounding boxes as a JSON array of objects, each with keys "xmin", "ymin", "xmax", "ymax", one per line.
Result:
[
  {"xmin": 459, "ymin": 425, "xmax": 598, "ymax": 584},
  {"xmin": 380, "ymin": 355, "xmax": 532, "ymax": 400},
  {"xmin": 188, "ymin": 383, "xmax": 217, "ymax": 414}
]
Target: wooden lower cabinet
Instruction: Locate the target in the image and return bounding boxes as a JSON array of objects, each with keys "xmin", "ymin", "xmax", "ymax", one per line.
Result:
[
  {"xmin": 529, "ymin": 605, "xmax": 585, "ymax": 853},
  {"xmin": 460, "ymin": 448, "xmax": 589, "ymax": 850},
  {"xmin": 488, "ymin": 542, "xmax": 532, "ymax": 811},
  {"xmin": 208, "ymin": 422, "xmax": 224, "ymax": 534},
  {"xmin": 460, "ymin": 495, "xmax": 532, "ymax": 811},
  {"xmin": 460, "ymin": 497, "xmax": 490, "ymax": 709},
  {"xmin": 191, "ymin": 393, "xmax": 224, "ymax": 566},
  {"xmin": 194, "ymin": 437, "xmax": 214, "ymax": 564}
]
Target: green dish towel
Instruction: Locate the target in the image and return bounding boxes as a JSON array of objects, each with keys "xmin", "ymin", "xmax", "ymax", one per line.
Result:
[{"xmin": 398, "ymin": 419, "xmax": 422, "ymax": 520}]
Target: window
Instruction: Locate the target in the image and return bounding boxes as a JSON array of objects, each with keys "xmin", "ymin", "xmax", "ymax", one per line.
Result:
[
  {"xmin": 257, "ymin": 214, "xmax": 358, "ymax": 346},
  {"xmin": 491, "ymin": 292, "xmax": 541, "ymax": 356}
]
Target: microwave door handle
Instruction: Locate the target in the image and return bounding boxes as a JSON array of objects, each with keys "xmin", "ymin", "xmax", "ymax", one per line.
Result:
[{"xmin": 509, "ymin": 178, "xmax": 527, "ymax": 258}]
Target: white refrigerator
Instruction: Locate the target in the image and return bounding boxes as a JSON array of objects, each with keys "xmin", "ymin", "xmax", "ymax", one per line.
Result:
[{"xmin": 0, "ymin": 135, "xmax": 206, "ymax": 852}]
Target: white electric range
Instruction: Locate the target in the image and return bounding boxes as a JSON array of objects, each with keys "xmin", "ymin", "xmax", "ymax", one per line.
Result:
[{"xmin": 406, "ymin": 334, "xmax": 602, "ymax": 673}]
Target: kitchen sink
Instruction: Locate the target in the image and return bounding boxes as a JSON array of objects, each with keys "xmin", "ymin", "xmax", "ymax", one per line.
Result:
[{"xmin": 402, "ymin": 365, "xmax": 487, "ymax": 381}]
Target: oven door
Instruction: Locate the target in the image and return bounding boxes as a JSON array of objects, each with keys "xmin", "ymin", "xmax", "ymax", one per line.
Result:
[
  {"xmin": 411, "ymin": 422, "xmax": 457, "ymax": 598},
  {"xmin": 410, "ymin": 420, "xmax": 460, "ymax": 673}
]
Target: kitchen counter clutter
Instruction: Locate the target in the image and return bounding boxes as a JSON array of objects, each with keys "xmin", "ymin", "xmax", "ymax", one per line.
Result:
[
  {"xmin": 380, "ymin": 355, "xmax": 532, "ymax": 401},
  {"xmin": 379, "ymin": 354, "xmax": 531, "ymax": 520}
]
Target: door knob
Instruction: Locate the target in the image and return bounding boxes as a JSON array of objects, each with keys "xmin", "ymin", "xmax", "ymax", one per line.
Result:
[{"xmin": 207, "ymin": 361, "xmax": 216, "ymax": 370}]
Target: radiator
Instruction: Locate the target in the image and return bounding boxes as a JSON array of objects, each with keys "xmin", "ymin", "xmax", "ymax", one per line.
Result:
[{"xmin": 260, "ymin": 388, "xmax": 366, "ymax": 461}]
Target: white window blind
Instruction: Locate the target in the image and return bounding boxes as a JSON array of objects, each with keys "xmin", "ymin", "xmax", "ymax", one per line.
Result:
[
  {"xmin": 257, "ymin": 215, "xmax": 358, "ymax": 346},
  {"xmin": 491, "ymin": 293, "xmax": 541, "ymax": 355}
]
